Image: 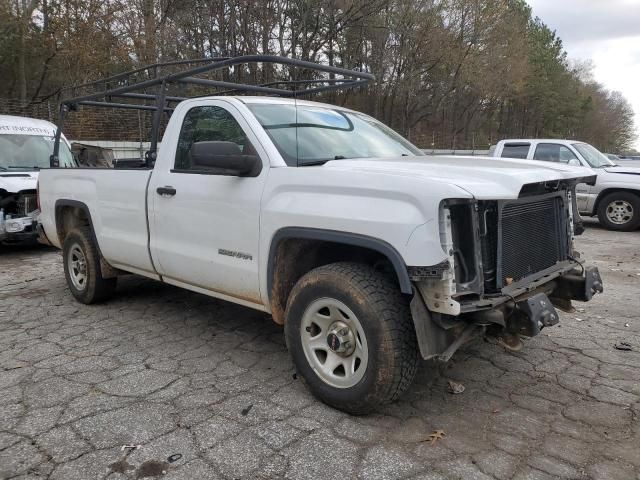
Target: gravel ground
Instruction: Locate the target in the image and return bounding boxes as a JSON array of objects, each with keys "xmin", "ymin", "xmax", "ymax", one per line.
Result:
[{"xmin": 0, "ymin": 220, "xmax": 638, "ymax": 480}]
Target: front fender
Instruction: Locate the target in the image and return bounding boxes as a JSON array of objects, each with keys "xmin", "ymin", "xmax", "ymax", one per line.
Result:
[{"xmin": 258, "ymin": 167, "xmax": 472, "ymax": 302}]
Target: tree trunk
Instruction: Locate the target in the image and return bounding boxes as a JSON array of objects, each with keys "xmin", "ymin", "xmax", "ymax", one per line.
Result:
[
  {"xmin": 142, "ymin": 0, "xmax": 157, "ymax": 64},
  {"xmin": 17, "ymin": 0, "xmax": 28, "ymax": 102}
]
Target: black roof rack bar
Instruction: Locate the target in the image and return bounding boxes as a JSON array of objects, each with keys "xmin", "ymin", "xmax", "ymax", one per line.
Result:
[
  {"xmin": 114, "ymin": 81, "xmax": 348, "ymax": 102},
  {"xmin": 263, "ymin": 79, "xmax": 351, "ymax": 87},
  {"xmin": 115, "ymin": 92, "xmax": 188, "ymax": 103},
  {"xmin": 176, "ymin": 77, "xmax": 293, "ymax": 96},
  {"xmin": 163, "ymin": 55, "xmax": 374, "ymax": 84},
  {"xmin": 64, "ymin": 77, "xmax": 165, "ymax": 105},
  {"xmin": 295, "ymin": 79, "xmax": 371, "ymax": 96},
  {"xmin": 71, "ymin": 57, "xmax": 228, "ymax": 90},
  {"xmin": 77, "ymin": 100, "xmax": 174, "ymax": 112}
]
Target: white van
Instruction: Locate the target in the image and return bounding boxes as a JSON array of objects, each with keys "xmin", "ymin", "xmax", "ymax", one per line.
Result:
[{"xmin": 0, "ymin": 115, "xmax": 74, "ymax": 244}]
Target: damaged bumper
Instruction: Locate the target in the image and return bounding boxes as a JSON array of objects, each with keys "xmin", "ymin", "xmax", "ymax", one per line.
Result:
[
  {"xmin": 0, "ymin": 215, "xmax": 40, "ymax": 245},
  {"xmin": 411, "ymin": 264, "xmax": 604, "ymax": 360}
]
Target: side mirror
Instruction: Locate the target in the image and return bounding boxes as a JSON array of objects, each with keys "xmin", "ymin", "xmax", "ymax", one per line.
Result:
[
  {"xmin": 189, "ymin": 141, "xmax": 260, "ymax": 176},
  {"xmin": 567, "ymin": 159, "xmax": 581, "ymax": 167}
]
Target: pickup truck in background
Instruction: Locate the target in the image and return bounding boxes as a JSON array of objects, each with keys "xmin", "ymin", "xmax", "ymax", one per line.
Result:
[
  {"xmin": 617, "ymin": 154, "xmax": 640, "ymax": 166},
  {"xmin": 0, "ymin": 115, "xmax": 75, "ymax": 245},
  {"xmin": 37, "ymin": 59, "xmax": 604, "ymax": 413},
  {"xmin": 494, "ymin": 139, "xmax": 640, "ymax": 231}
]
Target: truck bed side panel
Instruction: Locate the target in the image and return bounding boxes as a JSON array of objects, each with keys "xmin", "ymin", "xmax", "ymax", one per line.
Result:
[{"xmin": 39, "ymin": 169, "xmax": 155, "ymax": 275}]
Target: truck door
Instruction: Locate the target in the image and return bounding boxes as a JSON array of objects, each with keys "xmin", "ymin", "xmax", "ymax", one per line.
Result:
[{"xmin": 148, "ymin": 100, "xmax": 269, "ymax": 308}]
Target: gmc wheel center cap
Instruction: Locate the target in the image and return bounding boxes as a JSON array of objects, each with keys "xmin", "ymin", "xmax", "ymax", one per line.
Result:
[
  {"xmin": 327, "ymin": 333, "xmax": 341, "ymax": 351},
  {"xmin": 326, "ymin": 321, "xmax": 356, "ymax": 357}
]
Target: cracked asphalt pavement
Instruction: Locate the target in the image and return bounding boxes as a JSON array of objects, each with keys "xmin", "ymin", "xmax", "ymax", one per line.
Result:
[{"xmin": 0, "ymin": 221, "xmax": 639, "ymax": 480}]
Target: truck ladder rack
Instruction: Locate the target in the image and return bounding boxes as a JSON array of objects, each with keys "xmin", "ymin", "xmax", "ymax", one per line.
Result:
[{"xmin": 52, "ymin": 55, "xmax": 374, "ymax": 167}]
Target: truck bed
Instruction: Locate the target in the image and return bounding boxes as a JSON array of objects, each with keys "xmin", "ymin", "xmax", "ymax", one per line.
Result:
[{"xmin": 38, "ymin": 168, "xmax": 157, "ymax": 276}]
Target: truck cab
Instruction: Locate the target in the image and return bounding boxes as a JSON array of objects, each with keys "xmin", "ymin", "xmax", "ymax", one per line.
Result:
[
  {"xmin": 494, "ymin": 139, "xmax": 640, "ymax": 231},
  {"xmin": 0, "ymin": 115, "xmax": 75, "ymax": 245}
]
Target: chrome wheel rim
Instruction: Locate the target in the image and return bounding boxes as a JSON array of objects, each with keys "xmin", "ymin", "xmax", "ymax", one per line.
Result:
[
  {"xmin": 68, "ymin": 244, "xmax": 88, "ymax": 291},
  {"xmin": 300, "ymin": 297, "xmax": 368, "ymax": 389},
  {"xmin": 606, "ymin": 200, "xmax": 634, "ymax": 225}
]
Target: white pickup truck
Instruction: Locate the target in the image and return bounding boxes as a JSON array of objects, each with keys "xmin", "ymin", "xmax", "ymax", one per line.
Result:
[
  {"xmin": 494, "ymin": 139, "xmax": 640, "ymax": 231},
  {"xmin": 38, "ymin": 60, "xmax": 603, "ymax": 413}
]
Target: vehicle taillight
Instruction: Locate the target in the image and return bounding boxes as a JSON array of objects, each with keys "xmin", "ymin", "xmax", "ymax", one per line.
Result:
[{"xmin": 36, "ymin": 180, "xmax": 40, "ymax": 210}]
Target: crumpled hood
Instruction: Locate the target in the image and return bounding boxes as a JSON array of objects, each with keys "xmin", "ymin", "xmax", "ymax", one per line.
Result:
[
  {"xmin": 0, "ymin": 171, "xmax": 38, "ymax": 194},
  {"xmin": 604, "ymin": 165, "xmax": 640, "ymax": 176},
  {"xmin": 322, "ymin": 155, "xmax": 595, "ymax": 199}
]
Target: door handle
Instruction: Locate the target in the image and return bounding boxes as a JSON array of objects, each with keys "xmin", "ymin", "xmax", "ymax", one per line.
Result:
[{"xmin": 156, "ymin": 186, "xmax": 177, "ymax": 196}]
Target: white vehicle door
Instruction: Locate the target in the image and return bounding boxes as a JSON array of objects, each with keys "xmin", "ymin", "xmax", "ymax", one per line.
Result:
[{"xmin": 148, "ymin": 100, "xmax": 270, "ymax": 307}]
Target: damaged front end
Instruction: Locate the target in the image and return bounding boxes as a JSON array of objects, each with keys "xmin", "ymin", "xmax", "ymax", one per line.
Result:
[
  {"xmin": 0, "ymin": 187, "xmax": 39, "ymax": 245},
  {"xmin": 409, "ymin": 177, "xmax": 603, "ymax": 360}
]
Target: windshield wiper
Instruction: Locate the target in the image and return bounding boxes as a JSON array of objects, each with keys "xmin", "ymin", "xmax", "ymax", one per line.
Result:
[
  {"xmin": 299, "ymin": 159, "xmax": 330, "ymax": 166},
  {"xmin": 0, "ymin": 166, "xmax": 7, "ymax": 171},
  {"xmin": 299, "ymin": 155, "xmax": 351, "ymax": 166}
]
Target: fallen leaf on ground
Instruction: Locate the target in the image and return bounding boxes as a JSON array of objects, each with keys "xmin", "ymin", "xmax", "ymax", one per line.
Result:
[
  {"xmin": 614, "ymin": 342, "xmax": 633, "ymax": 351},
  {"xmin": 120, "ymin": 444, "xmax": 141, "ymax": 451},
  {"xmin": 167, "ymin": 453, "xmax": 182, "ymax": 463},
  {"xmin": 447, "ymin": 380, "xmax": 465, "ymax": 394},
  {"xmin": 423, "ymin": 430, "xmax": 446, "ymax": 445}
]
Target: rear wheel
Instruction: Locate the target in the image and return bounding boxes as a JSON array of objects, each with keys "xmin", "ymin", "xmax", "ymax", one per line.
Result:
[
  {"xmin": 285, "ymin": 262, "xmax": 419, "ymax": 414},
  {"xmin": 597, "ymin": 192, "xmax": 640, "ymax": 231},
  {"xmin": 62, "ymin": 227, "xmax": 117, "ymax": 304}
]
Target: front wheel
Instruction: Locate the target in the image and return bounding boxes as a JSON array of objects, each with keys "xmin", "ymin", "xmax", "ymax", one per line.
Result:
[
  {"xmin": 285, "ymin": 262, "xmax": 419, "ymax": 414},
  {"xmin": 62, "ymin": 227, "xmax": 117, "ymax": 304},
  {"xmin": 597, "ymin": 192, "xmax": 640, "ymax": 231}
]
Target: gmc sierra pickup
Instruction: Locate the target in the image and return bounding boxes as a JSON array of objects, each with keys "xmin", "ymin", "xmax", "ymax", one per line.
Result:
[{"xmin": 38, "ymin": 59, "xmax": 604, "ymax": 413}]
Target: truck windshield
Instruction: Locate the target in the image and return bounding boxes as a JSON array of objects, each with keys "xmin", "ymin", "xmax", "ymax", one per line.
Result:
[
  {"xmin": 572, "ymin": 143, "xmax": 615, "ymax": 168},
  {"xmin": 0, "ymin": 134, "xmax": 75, "ymax": 170},
  {"xmin": 247, "ymin": 104, "xmax": 423, "ymax": 166}
]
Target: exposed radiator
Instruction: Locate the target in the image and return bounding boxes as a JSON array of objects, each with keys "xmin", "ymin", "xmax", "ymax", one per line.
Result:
[{"xmin": 498, "ymin": 195, "xmax": 568, "ymax": 287}]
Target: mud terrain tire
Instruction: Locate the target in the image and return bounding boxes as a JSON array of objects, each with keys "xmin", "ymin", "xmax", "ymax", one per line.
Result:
[
  {"xmin": 63, "ymin": 227, "xmax": 117, "ymax": 304},
  {"xmin": 285, "ymin": 262, "xmax": 419, "ymax": 414}
]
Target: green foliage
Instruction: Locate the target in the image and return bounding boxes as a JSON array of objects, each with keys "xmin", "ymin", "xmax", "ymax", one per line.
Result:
[{"xmin": 0, "ymin": 0, "xmax": 635, "ymax": 151}]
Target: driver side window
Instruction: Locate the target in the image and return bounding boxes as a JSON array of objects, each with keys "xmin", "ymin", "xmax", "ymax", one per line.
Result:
[
  {"xmin": 533, "ymin": 143, "xmax": 578, "ymax": 163},
  {"xmin": 174, "ymin": 106, "xmax": 255, "ymax": 171}
]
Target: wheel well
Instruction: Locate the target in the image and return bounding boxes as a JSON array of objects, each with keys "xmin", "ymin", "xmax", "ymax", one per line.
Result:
[
  {"xmin": 54, "ymin": 202, "xmax": 120, "ymax": 278},
  {"xmin": 269, "ymin": 237, "xmax": 407, "ymax": 325},
  {"xmin": 594, "ymin": 188, "xmax": 640, "ymax": 214},
  {"xmin": 55, "ymin": 204, "xmax": 91, "ymax": 245}
]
